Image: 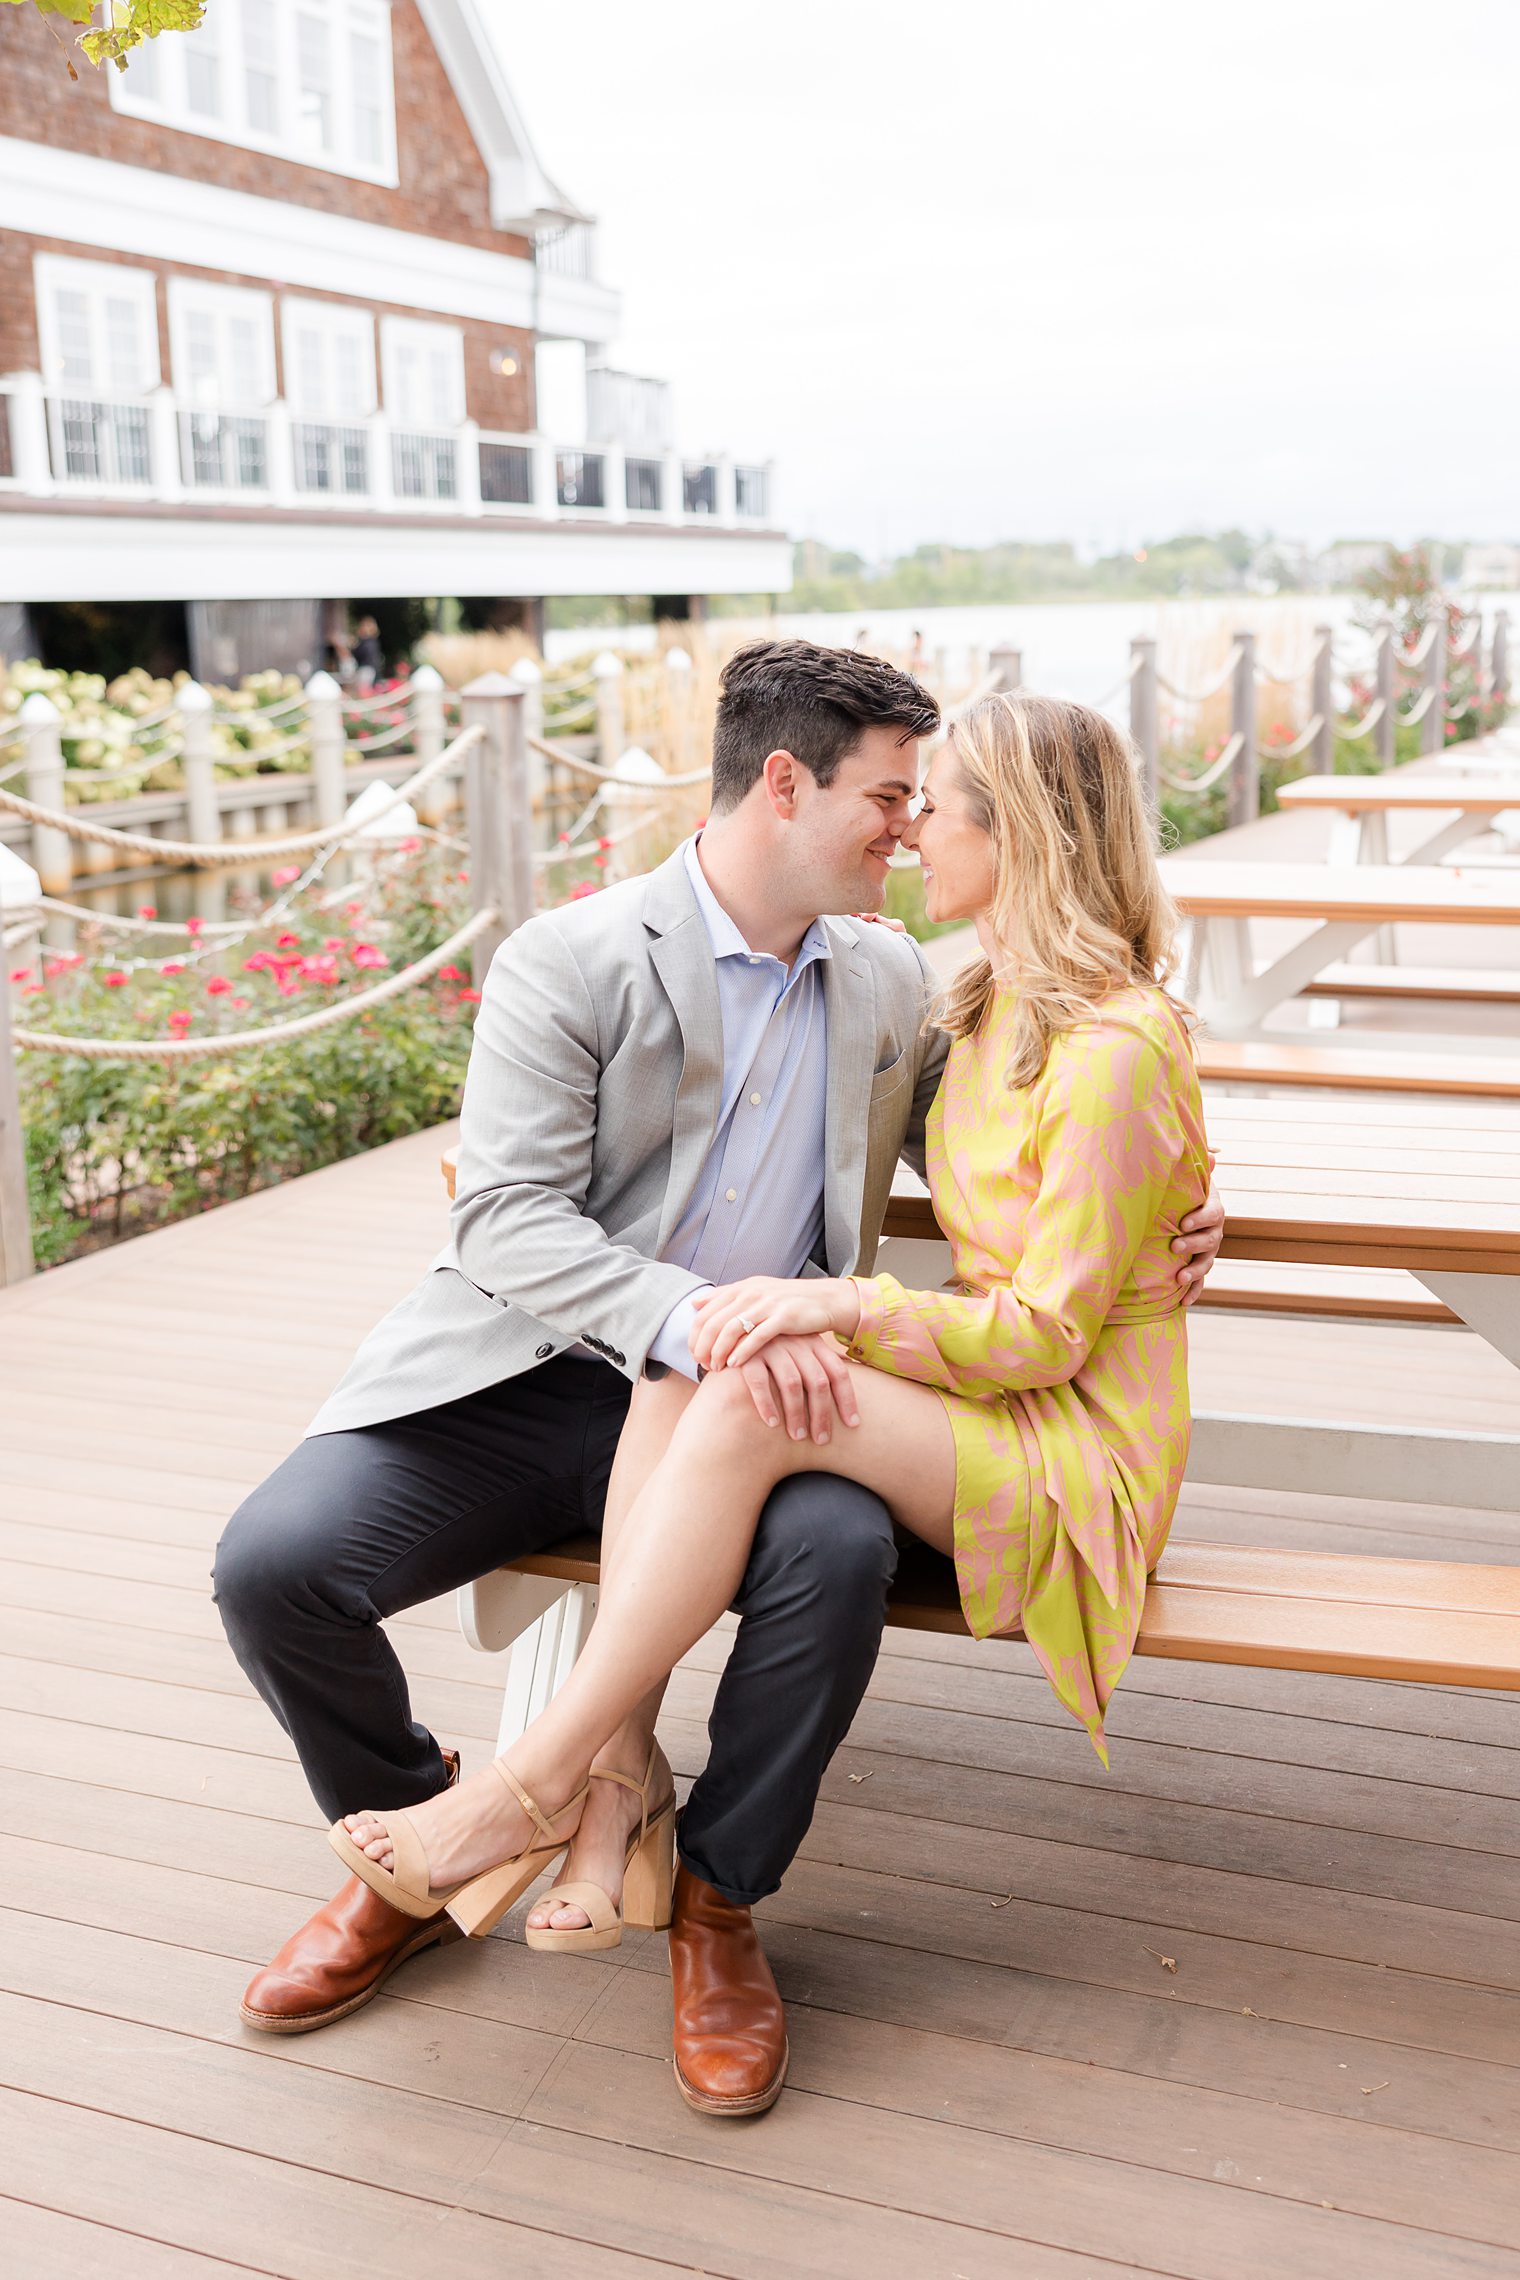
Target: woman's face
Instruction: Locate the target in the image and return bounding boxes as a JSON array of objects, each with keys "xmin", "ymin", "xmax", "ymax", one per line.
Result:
[{"xmin": 903, "ymin": 747, "xmax": 997, "ymax": 925}]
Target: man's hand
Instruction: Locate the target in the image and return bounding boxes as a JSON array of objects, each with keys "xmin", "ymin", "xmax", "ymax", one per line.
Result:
[
  {"xmin": 725, "ymin": 1331, "xmax": 862, "ymax": 1443},
  {"xmin": 1173, "ymin": 1181, "xmax": 1225, "ymax": 1308}
]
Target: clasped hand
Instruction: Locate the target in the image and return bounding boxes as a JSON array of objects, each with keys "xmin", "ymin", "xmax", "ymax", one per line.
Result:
[{"xmin": 688, "ymin": 1276, "xmax": 864, "ymax": 1444}]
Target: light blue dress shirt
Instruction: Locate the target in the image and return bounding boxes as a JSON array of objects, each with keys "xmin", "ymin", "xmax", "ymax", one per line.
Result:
[{"xmin": 645, "ymin": 835, "xmax": 832, "ymax": 1380}]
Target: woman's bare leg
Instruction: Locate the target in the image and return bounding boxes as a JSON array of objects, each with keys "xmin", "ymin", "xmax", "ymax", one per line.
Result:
[
  {"xmin": 525, "ymin": 1372, "xmax": 695, "ymax": 1931},
  {"xmin": 343, "ymin": 1361, "xmax": 955, "ymax": 1887}
]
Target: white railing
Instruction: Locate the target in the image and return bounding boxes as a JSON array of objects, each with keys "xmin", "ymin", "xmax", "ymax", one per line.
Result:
[
  {"xmin": 0, "ymin": 375, "xmax": 776, "ymax": 528},
  {"xmin": 536, "ymin": 222, "xmax": 598, "ymax": 280},
  {"xmin": 586, "ymin": 365, "xmax": 672, "ymax": 452}
]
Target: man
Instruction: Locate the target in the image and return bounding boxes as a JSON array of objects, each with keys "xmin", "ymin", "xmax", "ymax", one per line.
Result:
[{"xmin": 215, "ymin": 639, "xmax": 1223, "ymax": 2112}]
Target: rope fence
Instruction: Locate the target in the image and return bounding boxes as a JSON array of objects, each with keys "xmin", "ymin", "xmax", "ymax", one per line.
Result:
[{"xmin": 11, "ymin": 907, "xmax": 497, "ymax": 1061}]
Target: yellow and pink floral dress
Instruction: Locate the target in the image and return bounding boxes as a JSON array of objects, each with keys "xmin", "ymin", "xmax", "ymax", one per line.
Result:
[{"xmin": 849, "ymin": 982, "xmax": 1211, "ymax": 1759}]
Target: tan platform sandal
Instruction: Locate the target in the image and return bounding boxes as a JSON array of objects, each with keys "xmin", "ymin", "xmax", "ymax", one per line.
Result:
[
  {"xmin": 329, "ymin": 1762, "xmax": 587, "ymax": 1939},
  {"xmin": 524, "ymin": 1741, "xmax": 677, "ymax": 1953}
]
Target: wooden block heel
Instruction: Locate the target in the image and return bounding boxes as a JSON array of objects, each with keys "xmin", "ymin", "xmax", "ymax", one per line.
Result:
[{"xmin": 524, "ymin": 1742, "xmax": 677, "ymax": 1953}]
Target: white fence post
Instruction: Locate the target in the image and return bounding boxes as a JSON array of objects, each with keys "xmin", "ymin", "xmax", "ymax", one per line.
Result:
[
  {"xmin": 21, "ymin": 693, "xmax": 71, "ymax": 897},
  {"xmin": 1228, "ymin": 630, "xmax": 1258, "ymax": 828},
  {"xmin": 509, "ymin": 658, "xmax": 545, "ymax": 802},
  {"xmin": 178, "ymin": 680, "xmax": 219, "ymax": 846},
  {"xmin": 988, "ymin": 643, "xmax": 1022, "ymax": 694},
  {"xmin": 1491, "ymin": 609, "xmax": 1510, "ymax": 709},
  {"xmin": 592, "ymin": 650, "xmax": 625, "ymax": 764},
  {"xmin": 1311, "ymin": 625, "xmax": 1335, "ymax": 774},
  {"xmin": 461, "ymin": 673, "xmax": 533, "ymax": 984},
  {"xmin": 1422, "ymin": 610, "xmax": 1448, "ymax": 758},
  {"xmin": 1129, "ymin": 636, "xmax": 1159, "ymax": 810},
  {"xmin": 409, "ymin": 664, "xmax": 447, "ymax": 825},
  {"xmin": 0, "ymin": 952, "xmax": 35, "ymax": 1286},
  {"xmin": 664, "ymin": 645, "xmax": 693, "ymax": 773},
  {"xmin": 306, "ymin": 669, "xmax": 346, "ymax": 828},
  {"xmin": 1375, "ymin": 630, "xmax": 1397, "ymax": 769}
]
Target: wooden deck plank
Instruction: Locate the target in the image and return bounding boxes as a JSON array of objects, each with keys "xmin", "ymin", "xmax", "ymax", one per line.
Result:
[{"xmin": 5, "ymin": 1123, "xmax": 1520, "ymax": 2274}]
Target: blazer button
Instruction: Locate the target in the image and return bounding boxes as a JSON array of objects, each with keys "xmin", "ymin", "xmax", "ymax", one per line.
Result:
[
  {"xmin": 535, "ymin": 1343, "xmax": 554, "ymax": 1360},
  {"xmin": 612, "ymin": 1351, "xmax": 626, "ymax": 1366}
]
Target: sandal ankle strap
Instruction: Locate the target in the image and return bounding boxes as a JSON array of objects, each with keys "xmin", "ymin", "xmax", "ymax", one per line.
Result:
[{"xmin": 489, "ymin": 1760, "xmax": 585, "ymax": 1844}]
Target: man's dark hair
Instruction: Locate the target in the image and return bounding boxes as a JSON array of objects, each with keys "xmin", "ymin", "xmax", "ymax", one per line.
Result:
[{"xmin": 709, "ymin": 638, "xmax": 940, "ymax": 812}]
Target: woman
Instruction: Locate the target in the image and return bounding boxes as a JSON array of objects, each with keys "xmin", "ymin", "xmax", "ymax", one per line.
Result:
[{"xmin": 333, "ymin": 691, "xmax": 1212, "ymax": 1941}]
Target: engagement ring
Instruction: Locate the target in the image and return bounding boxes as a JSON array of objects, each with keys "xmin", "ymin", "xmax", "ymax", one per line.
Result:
[{"xmin": 739, "ymin": 1316, "xmax": 757, "ymax": 1335}]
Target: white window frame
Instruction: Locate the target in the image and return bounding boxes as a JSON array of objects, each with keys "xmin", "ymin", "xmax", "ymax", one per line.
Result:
[
  {"xmin": 167, "ymin": 279, "xmax": 277, "ymax": 412},
  {"xmin": 281, "ymin": 297, "xmax": 378, "ymax": 419},
  {"xmin": 106, "ymin": 0, "xmax": 399, "ymax": 189},
  {"xmin": 379, "ymin": 316, "xmax": 466, "ymax": 431},
  {"xmin": 34, "ymin": 254, "xmax": 161, "ymax": 397}
]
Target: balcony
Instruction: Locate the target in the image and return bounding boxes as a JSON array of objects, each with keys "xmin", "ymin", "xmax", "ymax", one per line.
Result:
[{"xmin": 0, "ymin": 373, "xmax": 777, "ymax": 531}]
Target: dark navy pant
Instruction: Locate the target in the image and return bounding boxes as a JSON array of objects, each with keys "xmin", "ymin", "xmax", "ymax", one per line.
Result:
[{"xmin": 213, "ymin": 1354, "xmax": 898, "ymax": 1905}]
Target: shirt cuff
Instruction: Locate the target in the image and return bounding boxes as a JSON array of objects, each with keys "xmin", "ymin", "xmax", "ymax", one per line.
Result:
[{"xmin": 646, "ymin": 1287, "xmax": 714, "ymax": 1381}]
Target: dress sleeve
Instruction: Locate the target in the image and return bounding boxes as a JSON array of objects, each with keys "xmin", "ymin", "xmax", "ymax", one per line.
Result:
[{"xmin": 849, "ymin": 1023, "xmax": 1187, "ymax": 1400}]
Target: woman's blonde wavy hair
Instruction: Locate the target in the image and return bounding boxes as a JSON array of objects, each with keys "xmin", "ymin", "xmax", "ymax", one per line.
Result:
[{"xmin": 934, "ymin": 690, "xmax": 1185, "ymax": 1088}]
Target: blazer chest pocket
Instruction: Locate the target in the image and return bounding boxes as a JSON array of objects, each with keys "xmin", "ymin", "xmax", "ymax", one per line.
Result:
[{"xmin": 868, "ymin": 1049, "xmax": 912, "ymax": 1116}]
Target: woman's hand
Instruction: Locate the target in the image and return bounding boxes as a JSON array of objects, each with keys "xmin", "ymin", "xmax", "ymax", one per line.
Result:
[{"xmin": 691, "ymin": 1275, "xmax": 862, "ymax": 1374}]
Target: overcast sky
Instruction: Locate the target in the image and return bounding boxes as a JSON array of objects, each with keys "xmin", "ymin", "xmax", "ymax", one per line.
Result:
[{"xmin": 486, "ymin": 0, "xmax": 1518, "ymax": 558}]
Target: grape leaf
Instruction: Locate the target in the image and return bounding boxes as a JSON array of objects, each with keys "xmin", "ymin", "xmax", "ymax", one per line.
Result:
[{"xmin": 82, "ymin": 0, "xmax": 206, "ymax": 68}]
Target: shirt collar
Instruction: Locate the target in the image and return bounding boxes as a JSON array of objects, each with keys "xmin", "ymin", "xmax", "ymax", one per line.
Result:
[{"xmin": 683, "ymin": 836, "xmax": 832, "ymax": 976}]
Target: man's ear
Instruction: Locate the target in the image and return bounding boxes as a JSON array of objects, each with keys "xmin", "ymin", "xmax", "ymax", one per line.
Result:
[{"xmin": 761, "ymin": 748, "xmax": 800, "ymax": 816}]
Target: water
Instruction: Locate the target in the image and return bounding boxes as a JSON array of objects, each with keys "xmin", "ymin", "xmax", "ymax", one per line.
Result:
[{"xmin": 547, "ymin": 589, "xmax": 1520, "ymax": 712}]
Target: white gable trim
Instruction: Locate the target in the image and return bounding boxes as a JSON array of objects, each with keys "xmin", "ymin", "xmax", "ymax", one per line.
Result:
[
  {"xmin": 0, "ymin": 138, "xmax": 619, "ymax": 344},
  {"xmin": 416, "ymin": 0, "xmax": 587, "ymax": 232}
]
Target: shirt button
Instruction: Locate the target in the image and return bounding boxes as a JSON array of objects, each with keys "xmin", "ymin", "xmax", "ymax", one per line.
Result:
[
  {"xmin": 725, "ymin": 1187, "xmax": 738, "ymax": 1203},
  {"xmin": 749, "ymin": 1091, "xmax": 762, "ymax": 1107}
]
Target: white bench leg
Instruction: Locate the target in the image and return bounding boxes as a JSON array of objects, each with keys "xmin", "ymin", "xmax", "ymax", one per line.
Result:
[{"xmin": 456, "ymin": 1572, "xmax": 600, "ymax": 1758}]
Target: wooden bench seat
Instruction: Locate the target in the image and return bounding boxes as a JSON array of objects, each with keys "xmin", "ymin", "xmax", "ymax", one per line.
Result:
[
  {"xmin": 1195, "ymin": 1038, "xmax": 1520, "ymax": 1098},
  {"xmin": 491, "ymin": 1533, "xmax": 1520, "ymax": 1690},
  {"xmin": 1300, "ymin": 962, "xmax": 1520, "ymax": 1004}
]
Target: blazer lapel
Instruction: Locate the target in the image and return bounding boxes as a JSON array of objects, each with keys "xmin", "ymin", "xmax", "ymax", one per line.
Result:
[
  {"xmin": 645, "ymin": 861, "xmax": 724, "ymax": 1251},
  {"xmin": 821, "ymin": 924, "xmax": 876, "ymax": 1274}
]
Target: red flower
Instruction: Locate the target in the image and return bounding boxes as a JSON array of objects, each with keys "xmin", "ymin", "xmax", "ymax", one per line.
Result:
[
  {"xmin": 167, "ymin": 1009, "xmax": 192, "ymax": 1034},
  {"xmin": 271, "ymin": 865, "xmax": 302, "ymax": 888},
  {"xmin": 8, "ymin": 966, "xmax": 32, "ymax": 985},
  {"xmin": 596, "ymin": 836, "xmax": 613, "ymax": 851},
  {"xmin": 300, "ymin": 954, "xmax": 340, "ymax": 985},
  {"xmin": 437, "ymin": 964, "xmax": 465, "ymax": 982},
  {"xmin": 206, "ymin": 975, "xmax": 232, "ymax": 996},
  {"xmin": 103, "ymin": 971, "xmax": 129, "ymax": 988},
  {"xmin": 592, "ymin": 855, "xmax": 608, "ymax": 869},
  {"xmin": 276, "ymin": 974, "xmax": 302, "ymax": 997},
  {"xmin": 137, "ymin": 904, "xmax": 157, "ymax": 921},
  {"xmin": 24, "ymin": 982, "xmax": 43, "ymax": 995},
  {"xmin": 232, "ymin": 996, "xmax": 250, "ymax": 1010},
  {"xmin": 344, "ymin": 901, "xmax": 364, "ymax": 919},
  {"xmin": 458, "ymin": 986, "xmax": 482, "ymax": 1002},
  {"xmin": 569, "ymin": 881, "xmax": 600, "ymax": 901},
  {"xmin": 398, "ymin": 836, "xmax": 420, "ymax": 853},
  {"xmin": 352, "ymin": 943, "xmax": 388, "ymax": 969},
  {"xmin": 277, "ymin": 931, "xmax": 301, "ymax": 949},
  {"xmin": 160, "ymin": 960, "xmax": 186, "ymax": 976},
  {"xmin": 323, "ymin": 936, "xmax": 346, "ymax": 953},
  {"xmin": 243, "ymin": 953, "xmax": 270, "ymax": 972},
  {"xmin": 186, "ymin": 916, "xmax": 204, "ymax": 935},
  {"xmin": 455, "ymin": 870, "xmax": 468, "ymax": 885}
]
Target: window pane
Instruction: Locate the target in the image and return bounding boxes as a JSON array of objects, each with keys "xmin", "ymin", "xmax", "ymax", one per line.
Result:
[
  {"xmin": 54, "ymin": 290, "xmax": 94, "ymax": 386},
  {"xmin": 241, "ymin": 0, "xmax": 280, "ymax": 134},
  {"xmin": 333, "ymin": 333, "xmax": 367, "ymax": 417},
  {"xmin": 296, "ymin": 13, "xmax": 334, "ymax": 152},
  {"xmin": 185, "ymin": 308, "xmax": 219, "ymax": 403},
  {"xmin": 120, "ymin": 38, "xmax": 161, "ymax": 101},
  {"xmin": 104, "ymin": 295, "xmax": 148, "ymax": 393},
  {"xmin": 349, "ymin": 29, "xmax": 384, "ymax": 165},
  {"xmin": 293, "ymin": 327, "xmax": 326, "ymax": 413},
  {"xmin": 184, "ymin": 14, "xmax": 221, "ymax": 119}
]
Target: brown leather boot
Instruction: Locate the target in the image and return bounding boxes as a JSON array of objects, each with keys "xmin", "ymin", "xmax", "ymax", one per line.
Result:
[
  {"xmin": 668, "ymin": 1862, "xmax": 788, "ymax": 2116},
  {"xmin": 240, "ymin": 1750, "xmax": 462, "ymax": 2035}
]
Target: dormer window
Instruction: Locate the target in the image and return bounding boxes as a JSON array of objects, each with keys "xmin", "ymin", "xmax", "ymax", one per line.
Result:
[{"xmin": 109, "ymin": 0, "xmax": 398, "ymax": 187}]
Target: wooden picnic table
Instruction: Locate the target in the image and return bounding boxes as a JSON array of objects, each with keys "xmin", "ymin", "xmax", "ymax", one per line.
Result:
[
  {"xmin": 1158, "ymin": 856, "xmax": 1520, "ymax": 1032},
  {"xmin": 1275, "ymin": 768, "xmax": 1520, "ymax": 866},
  {"xmin": 876, "ymin": 1086, "xmax": 1520, "ymax": 1518}
]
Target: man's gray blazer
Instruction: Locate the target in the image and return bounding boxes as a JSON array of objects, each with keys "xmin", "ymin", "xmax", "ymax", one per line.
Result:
[{"xmin": 308, "ymin": 844, "xmax": 950, "ymax": 1438}]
